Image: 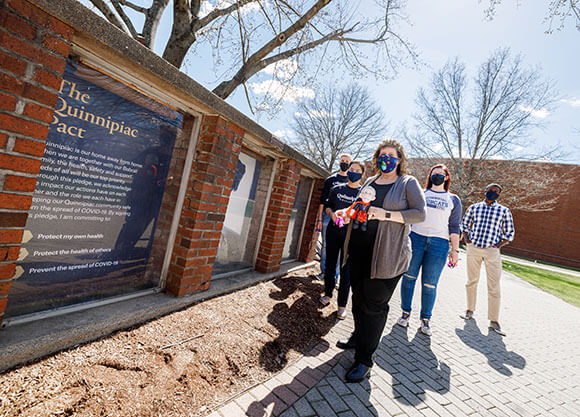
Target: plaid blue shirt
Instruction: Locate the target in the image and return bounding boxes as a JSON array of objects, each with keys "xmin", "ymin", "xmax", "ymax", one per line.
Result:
[{"xmin": 461, "ymin": 201, "xmax": 515, "ymax": 248}]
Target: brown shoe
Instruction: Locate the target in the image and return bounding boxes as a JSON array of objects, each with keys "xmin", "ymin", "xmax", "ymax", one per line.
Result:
[
  {"xmin": 490, "ymin": 321, "xmax": 506, "ymax": 336},
  {"xmin": 460, "ymin": 310, "xmax": 473, "ymax": 320}
]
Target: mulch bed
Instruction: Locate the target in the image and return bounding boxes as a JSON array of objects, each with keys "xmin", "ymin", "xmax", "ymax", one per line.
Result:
[{"xmin": 0, "ymin": 266, "xmax": 339, "ymax": 417}]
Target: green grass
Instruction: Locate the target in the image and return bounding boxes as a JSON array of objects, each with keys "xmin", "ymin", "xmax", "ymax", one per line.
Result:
[{"xmin": 502, "ymin": 261, "xmax": 580, "ymax": 308}]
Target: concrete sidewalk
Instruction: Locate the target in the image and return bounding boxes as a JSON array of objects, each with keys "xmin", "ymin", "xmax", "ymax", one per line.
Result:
[{"xmin": 210, "ymin": 257, "xmax": 580, "ymax": 416}]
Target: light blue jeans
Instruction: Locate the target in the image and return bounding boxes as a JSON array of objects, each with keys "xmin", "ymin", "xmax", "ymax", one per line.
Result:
[{"xmin": 400, "ymin": 232, "xmax": 449, "ymax": 320}]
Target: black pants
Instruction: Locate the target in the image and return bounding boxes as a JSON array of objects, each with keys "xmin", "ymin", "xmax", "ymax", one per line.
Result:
[
  {"xmin": 349, "ymin": 235, "xmax": 401, "ymax": 367},
  {"xmin": 324, "ymin": 224, "xmax": 350, "ymax": 307}
]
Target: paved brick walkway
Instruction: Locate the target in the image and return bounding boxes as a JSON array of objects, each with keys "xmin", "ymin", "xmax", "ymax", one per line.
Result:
[{"xmin": 210, "ymin": 258, "xmax": 580, "ymax": 417}]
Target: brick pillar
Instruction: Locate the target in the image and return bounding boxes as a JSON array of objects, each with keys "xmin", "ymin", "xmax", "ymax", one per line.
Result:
[
  {"xmin": 255, "ymin": 159, "xmax": 300, "ymax": 273},
  {"xmin": 165, "ymin": 115, "xmax": 243, "ymax": 296},
  {"xmin": 298, "ymin": 178, "xmax": 324, "ymax": 262},
  {"xmin": 0, "ymin": 0, "xmax": 72, "ymax": 324}
]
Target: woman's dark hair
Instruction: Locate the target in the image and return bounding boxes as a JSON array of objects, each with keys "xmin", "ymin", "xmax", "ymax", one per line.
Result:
[
  {"xmin": 372, "ymin": 139, "xmax": 408, "ymax": 176},
  {"xmin": 349, "ymin": 161, "xmax": 365, "ymax": 175},
  {"xmin": 425, "ymin": 164, "xmax": 451, "ymax": 191}
]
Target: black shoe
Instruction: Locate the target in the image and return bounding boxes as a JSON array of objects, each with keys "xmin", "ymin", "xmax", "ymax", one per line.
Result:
[
  {"xmin": 336, "ymin": 337, "xmax": 356, "ymax": 350},
  {"xmin": 345, "ymin": 362, "xmax": 370, "ymax": 383}
]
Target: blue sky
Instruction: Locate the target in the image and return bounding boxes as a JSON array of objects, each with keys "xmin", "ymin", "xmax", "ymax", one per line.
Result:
[{"xmin": 81, "ymin": 0, "xmax": 580, "ymax": 164}]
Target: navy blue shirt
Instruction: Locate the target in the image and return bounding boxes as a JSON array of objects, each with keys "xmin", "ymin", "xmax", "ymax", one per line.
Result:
[
  {"xmin": 324, "ymin": 183, "xmax": 360, "ymax": 212},
  {"xmin": 325, "ymin": 183, "xmax": 360, "ymax": 234},
  {"xmin": 320, "ymin": 173, "xmax": 348, "ymax": 204}
]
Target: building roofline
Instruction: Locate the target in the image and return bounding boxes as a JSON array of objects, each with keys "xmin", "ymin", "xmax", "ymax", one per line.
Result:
[{"xmin": 29, "ymin": 0, "xmax": 329, "ymax": 178}]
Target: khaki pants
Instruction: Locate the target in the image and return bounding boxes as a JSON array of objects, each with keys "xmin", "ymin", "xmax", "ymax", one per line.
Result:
[{"xmin": 465, "ymin": 244, "xmax": 502, "ymax": 322}]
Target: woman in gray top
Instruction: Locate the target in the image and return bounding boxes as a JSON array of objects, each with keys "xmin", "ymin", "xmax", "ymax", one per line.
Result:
[{"xmin": 335, "ymin": 139, "xmax": 426, "ymax": 383}]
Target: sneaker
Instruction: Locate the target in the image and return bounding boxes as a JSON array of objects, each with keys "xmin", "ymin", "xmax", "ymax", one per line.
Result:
[
  {"xmin": 490, "ymin": 321, "xmax": 506, "ymax": 336},
  {"xmin": 319, "ymin": 295, "xmax": 331, "ymax": 306},
  {"xmin": 460, "ymin": 310, "xmax": 473, "ymax": 320},
  {"xmin": 397, "ymin": 312, "xmax": 410, "ymax": 327},
  {"xmin": 337, "ymin": 307, "xmax": 347, "ymax": 320},
  {"xmin": 420, "ymin": 319, "xmax": 432, "ymax": 336}
]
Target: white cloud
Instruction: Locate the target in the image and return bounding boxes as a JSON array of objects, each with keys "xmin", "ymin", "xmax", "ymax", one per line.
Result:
[
  {"xmin": 263, "ymin": 59, "xmax": 299, "ymax": 81},
  {"xmin": 519, "ymin": 105, "xmax": 550, "ymax": 119},
  {"xmin": 273, "ymin": 129, "xmax": 294, "ymax": 141},
  {"xmin": 560, "ymin": 98, "xmax": 580, "ymax": 108},
  {"xmin": 432, "ymin": 142, "xmax": 445, "ymax": 154},
  {"xmin": 249, "ymin": 80, "xmax": 315, "ymax": 102}
]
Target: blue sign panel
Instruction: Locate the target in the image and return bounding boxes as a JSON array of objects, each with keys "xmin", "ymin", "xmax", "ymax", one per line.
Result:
[{"xmin": 6, "ymin": 60, "xmax": 182, "ymax": 317}]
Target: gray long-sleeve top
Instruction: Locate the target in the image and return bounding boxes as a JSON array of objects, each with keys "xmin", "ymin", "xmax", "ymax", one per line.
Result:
[{"xmin": 343, "ymin": 174, "xmax": 426, "ymax": 279}]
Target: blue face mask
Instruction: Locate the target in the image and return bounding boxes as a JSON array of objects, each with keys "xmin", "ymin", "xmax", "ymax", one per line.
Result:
[
  {"xmin": 485, "ymin": 191, "xmax": 500, "ymax": 201},
  {"xmin": 378, "ymin": 154, "xmax": 398, "ymax": 174},
  {"xmin": 347, "ymin": 171, "xmax": 362, "ymax": 182},
  {"xmin": 431, "ymin": 174, "xmax": 446, "ymax": 186}
]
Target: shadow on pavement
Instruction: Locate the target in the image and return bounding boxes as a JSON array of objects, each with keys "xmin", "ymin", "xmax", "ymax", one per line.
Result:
[
  {"xmin": 246, "ymin": 348, "xmax": 350, "ymax": 417},
  {"xmin": 455, "ymin": 319, "xmax": 526, "ymax": 375},
  {"xmin": 376, "ymin": 324, "xmax": 451, "ymax": 406},
  {"xmin": 259, "ymin": 274, "xmax": 338, "ymax": 372}
]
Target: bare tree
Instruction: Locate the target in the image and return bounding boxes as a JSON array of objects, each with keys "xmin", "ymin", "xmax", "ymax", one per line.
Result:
[
  {"xmin": 482, "ymin": 0, "xmax": 580, "ymax": 32},
  {"xmin": 291, "ymin": 83, "xmax": 386, "ymax": 172},
  {"xmin": 81, "ymin": 0, "xmax": 416, "ymax": 107},
  {"xmin": 404, "ymin": 49, "xmax": 571, "ymax": 212}
]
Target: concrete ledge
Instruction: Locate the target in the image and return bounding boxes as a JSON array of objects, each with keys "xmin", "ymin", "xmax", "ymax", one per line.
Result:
[{"xmin": 0, "ymin": 261, "xmax": 315, "ymax": 373}]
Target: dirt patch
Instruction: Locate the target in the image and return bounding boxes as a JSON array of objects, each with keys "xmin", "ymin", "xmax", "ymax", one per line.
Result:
[{"xmin": 0, "ymin": 266, "xmax": 338, "ymax": 417}]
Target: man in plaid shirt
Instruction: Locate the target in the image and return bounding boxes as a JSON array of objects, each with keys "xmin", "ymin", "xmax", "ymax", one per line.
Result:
[{"xmin": 460, "ymin": 184, "xmax": 515, "ymax": 336}]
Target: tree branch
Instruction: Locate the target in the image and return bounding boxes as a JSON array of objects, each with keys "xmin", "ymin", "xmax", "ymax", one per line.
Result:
[
  {"xmin": 119, "ymin": 0, "xmax": 147, "ymax": 14},
  {"xmin": 111, "ymin": 0, "xmax": 139, "ymax": 38},
  {"xmin": 196, "ymin": 0, "xmax": 259, "ymax": 30},
  {"xmin": 141, "ymin": 0, "xmax": 171, "ymax": 48},
  {"xmin": 212, "ymin": 0, "xmax": 334, "ymax": 98},
  {"xmin": 87, "ymin": 0, "xmax": 131, "ymax": 34}
]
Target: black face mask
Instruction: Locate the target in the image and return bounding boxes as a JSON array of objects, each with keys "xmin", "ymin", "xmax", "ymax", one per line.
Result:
[
  {"xmin": 485, "ymin": 191, "xmax": 500, "ymax": 201},
  {"xmin": 347, "ymin": 171, "xmax": 362, "ymax": 182},
  {"xmin": 339, "ymin": 162, "xmax": 350, "ymax": 172},
  {"xmin": 431, "ymin": 174, "xmax": 445, "ymax": 186}
]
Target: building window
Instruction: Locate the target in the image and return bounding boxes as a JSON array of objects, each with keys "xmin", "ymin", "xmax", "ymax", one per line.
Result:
[
  {"xmin": 282, "ymin": 177, "xmax": 313, "ymax": 261},
  {"xmin": 6, "ymin": 59, "xmax": 183, "ymax": 318},
  {"xmin": 214, "ymin": 152, "xmax": 269, "ymax": 275}
]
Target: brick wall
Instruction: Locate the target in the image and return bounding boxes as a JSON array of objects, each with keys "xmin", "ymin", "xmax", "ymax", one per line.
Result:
[
  {"xmin": 0, "ymin": 0, "xmax": 327, "ymax": 324},
  {"xmin": 0, "ymin": 0, "xmax": 72, "ymax": 323},
  {"xmin": 504, "ymin": 166, "xmax": 580, "ymax": 268},
  {"xmin": 165, "ymin": 115, "xmax": 244, "ymax": 296},
  {"xmin": 255, "ymin": 159, "xmax": 301, "ymax": 273}
]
